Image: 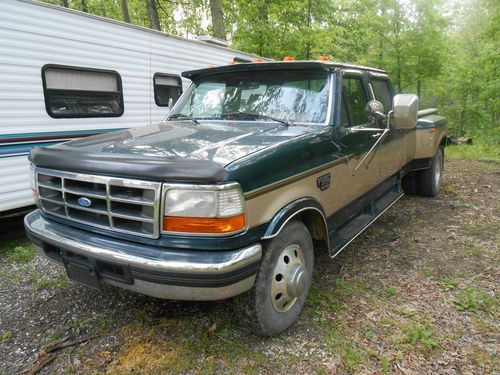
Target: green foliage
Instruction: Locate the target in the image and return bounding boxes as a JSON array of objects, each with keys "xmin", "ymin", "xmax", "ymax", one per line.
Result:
[
  {"xmin": 446, "ymin": 143, "xmax": 500, "ymax": 162},
  {"xmin": 1, "ymin": 331, "xmax": 13, "ymax": 341},
  {"xmin": 34, "ymin": 277, "xmax": 68, "ymax": 291},
  {"xmin": 381, "ymin": 286, "xmax": 397, "ymax": 297},
  {"xmin": 401, "ymin": 319, "xmax": 437, "ymax": 351},
  {"xmin": 39, "ymin": 0, "xmax": 497, "ymax": 144},
  {"xmin": 0, "ymin": 242, "xmax": 36, "ymax": 264},
  {"xmin": 454, "ymin": 286, "xmax": 498, "ymax": 313}
]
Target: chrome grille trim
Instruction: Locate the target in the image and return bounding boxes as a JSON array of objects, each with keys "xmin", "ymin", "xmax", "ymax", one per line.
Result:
[{"xmin": 35, "ymin": 168, "xmax": 162, "ymax": 238}]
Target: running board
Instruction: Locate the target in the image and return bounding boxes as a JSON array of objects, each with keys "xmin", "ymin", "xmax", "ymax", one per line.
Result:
[{"xmin": 328, "ymin": 181, "xmax": 403, "ymax": 258}]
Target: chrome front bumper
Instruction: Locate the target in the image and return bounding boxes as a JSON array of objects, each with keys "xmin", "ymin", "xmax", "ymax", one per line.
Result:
[{"xmin": 24, "ymin": 210, "xmax": 262, "ymax": 300}]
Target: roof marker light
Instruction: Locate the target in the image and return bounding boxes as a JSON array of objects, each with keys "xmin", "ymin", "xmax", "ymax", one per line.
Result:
[
  {"xmin": 318, "ymin": 56, "xmax": 330, "ymax": 61},
  {"xmin": 283, "ymin": 56, "xmax": 295, "ymax": 61},
  {"xmin": 254, "ymin": 58, "xmax": 264, "ymax": 62}
]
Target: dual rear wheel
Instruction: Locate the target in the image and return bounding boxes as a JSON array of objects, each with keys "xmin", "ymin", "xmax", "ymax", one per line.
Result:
[{"xmin": 403, "ymin": 146, "xmax": 444, "ymax": 197}]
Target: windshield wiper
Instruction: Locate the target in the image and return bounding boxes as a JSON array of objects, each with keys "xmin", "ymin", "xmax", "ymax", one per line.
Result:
[
  {"xmin": 223, "ymin": 111, "xmax": 290, "ymax": 127},
  {"xmin": 168, "ymin": 113, "xmax": 199, "ymax": 124}
]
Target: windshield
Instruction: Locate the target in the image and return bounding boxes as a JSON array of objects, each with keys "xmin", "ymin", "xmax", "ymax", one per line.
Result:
[{"xmin": 169, "ymin": 69, "xmax": 331, "ymax": 124}]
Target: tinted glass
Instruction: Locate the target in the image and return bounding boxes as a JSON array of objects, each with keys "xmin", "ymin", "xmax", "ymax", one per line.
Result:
[
  {"xmin": 43, "ymin": 66, "xmax": 123, "ymax": 118},
  {"xmin": 172, "ymin": 69, "xmax": 330, "ymax": 124},
  {"xmin": 341, "ymin": 77, "xmax": 368, "ymax": 127},
  {"xmin": 154, "ymin": 74, "xmax": 182, "ymax": 106},
  {"xmin": 371, "ymin": 79, "xmax": 392, "ymax": 113}
]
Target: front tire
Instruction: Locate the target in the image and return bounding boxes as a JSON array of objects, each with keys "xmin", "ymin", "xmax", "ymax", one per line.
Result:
[{"xmin": 234, "ymin": 220, "xmax": 314, "ymax": 336}]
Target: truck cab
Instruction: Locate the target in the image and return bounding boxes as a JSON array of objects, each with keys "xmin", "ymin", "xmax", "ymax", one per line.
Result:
[{"xmin": 25, "ymin": 61, "xmax": 447, "ymax": 335}]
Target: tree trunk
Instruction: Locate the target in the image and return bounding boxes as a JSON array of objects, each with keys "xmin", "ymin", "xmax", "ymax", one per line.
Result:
[
  {"xmin": 63, "ymin": 0, "xmax": 69, "ymax": 7},
  {"xmin": 81, "ymin": 0, "xmax": 89, "ymax": 13},
  {"xmin": 209, "ymin": 0, "xmax": 226, "ymax": 40},
  {"xmin": 121, "ymin": 0, "xmax": 131, "ymax": 23},
  {"xmin": 146, "ymin": 0, "xmax": 161, "ymax": 31},
  {"xmin": 305, "ymin": 0, "xmax": 312, "ymax": 59},
  {"xmin": 258, "ymin": 2, "xmax": 269, "ymax": 57}
]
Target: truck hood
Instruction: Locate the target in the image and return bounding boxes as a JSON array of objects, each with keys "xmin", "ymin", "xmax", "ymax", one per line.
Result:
[{"xmin": 30, "ymin": 121, "xmax": 320, "ymax": 182}]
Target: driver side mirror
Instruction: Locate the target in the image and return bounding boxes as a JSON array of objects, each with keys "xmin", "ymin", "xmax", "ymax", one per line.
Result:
[{"xmin": 392, "ymin": 94, "xmax": 419, "ymax": 129}]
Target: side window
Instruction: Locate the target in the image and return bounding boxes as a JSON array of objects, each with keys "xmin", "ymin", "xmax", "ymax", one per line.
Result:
[
  {"xmin": 42, "ymin": 65, "xmax": 123, "ymax": 118},
  {"xmin": 371, "ymin": 79, "xmax": 392, "ymax": 114},
  {"xmin": 341, "ymin": 77, "xmax": 368, "ymax": 127},
  {"xmin": 154, "ymin": 74, "xmax": 182, "ymax": 107}
]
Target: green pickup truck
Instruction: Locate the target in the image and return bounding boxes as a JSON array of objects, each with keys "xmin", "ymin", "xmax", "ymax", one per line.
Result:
[{"xmin": 25, "ymin": 61, "xmax": 447, "ymax": 335}]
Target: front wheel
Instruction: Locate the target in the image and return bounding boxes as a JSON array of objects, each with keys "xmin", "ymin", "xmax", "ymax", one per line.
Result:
[{"xmin": 234, "ymin": 220, "xmax": 314, "ymax": 336}]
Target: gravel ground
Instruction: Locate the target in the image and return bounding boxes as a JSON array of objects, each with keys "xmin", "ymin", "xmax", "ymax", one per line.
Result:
[{"xmin": 0, "ymin": 159, "xmax": 498, "ymax": 374}]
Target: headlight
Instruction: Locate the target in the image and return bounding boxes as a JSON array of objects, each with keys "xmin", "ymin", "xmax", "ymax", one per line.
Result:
[{"xmin": 162, "ymin": 183, "xmax": 245, "ymax": 234}]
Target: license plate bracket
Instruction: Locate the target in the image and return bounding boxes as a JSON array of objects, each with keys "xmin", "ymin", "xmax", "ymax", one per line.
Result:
[{"xmin": 64, "ymin": 260, "xmax": 101, "ymax": 290}]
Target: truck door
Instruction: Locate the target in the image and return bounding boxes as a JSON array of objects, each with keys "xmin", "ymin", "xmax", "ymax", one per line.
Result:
[
  {"xmin": 369, "ymin": 76, "xmax": 405, "ymax": 178},
  {"xmin": 335, "ymin": 71, "xmax": 382, "ymax": 201}
]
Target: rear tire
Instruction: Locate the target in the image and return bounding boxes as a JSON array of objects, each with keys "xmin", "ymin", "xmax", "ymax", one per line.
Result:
[
  {"xmin": 234, "ymin": 220, "xmax": 314, "ymax": 336},
  {"xmin": 419, "ymin": 146, "xmax": 444, "ymax": 197}
]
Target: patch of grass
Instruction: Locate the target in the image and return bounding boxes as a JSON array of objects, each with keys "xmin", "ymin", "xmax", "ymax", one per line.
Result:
[
  {"xmin": 34, "ymin": 277, "xmax": 68, "ymax": 291},
  {"xmin": 324, "ymin": 324, "xmax": 364, "ymax": 371},
  {"xmin": 423, "ymin": 266, "xmax": 435, "ymax": 278},
  {"xmin": 463, "ymin": 224, "xmax": 486, "ymax": 238},
  {"xmin": 363, "ymin": 330, "xmax": 374, "ymax": 340},
  {"xmin": 380, "ymin": 356, "xmax": 390, "ymax": 374},
  {"xmin": 1, "ymin": 331, "xmax": 13, "ymax": 341},
  {"xmin": 401, "ymin": 319, "xmax": 437, "ymax": 352},
  {"xmin": 437, "ymin": 277, "xmax": 459, "ymax": 290},
  {"xmin": 307, "ymin": 282, "xmax": 347, "ymax": 318},
  {"xmin": 68, "ymin": 317, "xmax": 94, "ymax": 335},
  {"xmin": 97, "ymin": 315, "xmax": 120, "ymax": 333},
  {"xmin": 177, "ymin": 318, "xmax": 264, "ymax": 374},
  {"xmin": 336, "ymin": 279, "xmax": 354, "ymax": 296},
  {"xmin": 380, "ymin": 286, "xmax": 397, "ymax": 297},
  {"xmin": 42, "ymin": 331, "xmax": 61, "ymax": 346},
  {"xmin": 0, "ymin": 242, "xmax": 36, "ymax": 264},
  {"xmin": 454, "ymin": 287, "xmax": 478, "ymax": 311},
  {"xmin": 454, "ymin": 287, "xmax": 498, "ymax": 314},
  {"xmin": 446, "ymin": 143, "xmax": 499, "ymax": 162}
]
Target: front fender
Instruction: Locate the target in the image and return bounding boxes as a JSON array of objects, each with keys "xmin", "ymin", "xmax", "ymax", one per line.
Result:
[{"xmin": 262, "ymin": 197, "xmax": 328, "ymax": 244}]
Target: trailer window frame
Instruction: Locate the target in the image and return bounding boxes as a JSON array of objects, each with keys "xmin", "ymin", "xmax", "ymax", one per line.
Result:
[
  {"xmin": 153, "ymin": 73, "xmax": 183, "ymax": 107},
  {"xmin": 41, "ymin": 64, "xmax": 124, "ymax": 119}
]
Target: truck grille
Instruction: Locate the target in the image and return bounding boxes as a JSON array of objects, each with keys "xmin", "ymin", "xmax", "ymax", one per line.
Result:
[{"xmin": 35, "ymin": 168, "xmax": 162, "ymax": 238}]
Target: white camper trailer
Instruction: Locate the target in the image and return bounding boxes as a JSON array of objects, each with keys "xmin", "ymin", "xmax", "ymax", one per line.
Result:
[{"xmin": 0, "ymin": 0, "xmax": 263, "ymax": 214}]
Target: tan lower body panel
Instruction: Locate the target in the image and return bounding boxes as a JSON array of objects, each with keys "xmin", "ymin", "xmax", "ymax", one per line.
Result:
[{"xmin": 244, "ymin": 156, "xmax": 384, "ymax": 229}]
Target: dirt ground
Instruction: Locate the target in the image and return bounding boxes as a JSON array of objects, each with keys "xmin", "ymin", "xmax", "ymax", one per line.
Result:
[{"xmin": 0, "ymin": 159, "xmax": 498, "ymax": 375}]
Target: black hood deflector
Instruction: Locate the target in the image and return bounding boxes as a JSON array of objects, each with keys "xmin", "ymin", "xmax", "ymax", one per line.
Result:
[{"xmin": 29, "ymin": 147, "xmax": 227, "ymax": 183}]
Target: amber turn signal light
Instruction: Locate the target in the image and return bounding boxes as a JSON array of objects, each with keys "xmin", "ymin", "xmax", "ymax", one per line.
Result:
[{"xmin": 163, "ymin": 213, "xmax": 245, "ymax": 234}]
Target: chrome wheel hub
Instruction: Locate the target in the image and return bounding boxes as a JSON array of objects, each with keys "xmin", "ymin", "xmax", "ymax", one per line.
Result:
[{"xmin": 271, "ymin": 244, "xmax": 307, "ymax": 312}]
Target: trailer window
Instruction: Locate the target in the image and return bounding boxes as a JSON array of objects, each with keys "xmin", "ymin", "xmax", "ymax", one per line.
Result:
[
  {"xmin": 42, "ymin": 65, "xmax": 123, "ymax": 118},
  {"xmin": 154, "ymin": 74, "xmax": 182, "ymax": 107}
]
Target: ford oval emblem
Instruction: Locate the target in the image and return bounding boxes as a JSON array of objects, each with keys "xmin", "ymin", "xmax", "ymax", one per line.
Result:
[{"xmin": 78, "ymin": 197, "xmax": 92, "ymax": 207}]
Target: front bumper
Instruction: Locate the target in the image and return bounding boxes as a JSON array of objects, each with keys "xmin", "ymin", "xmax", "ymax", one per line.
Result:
[{"xmin": 24, "ymin": 210, "xmax": 262, "ymax": 300}]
